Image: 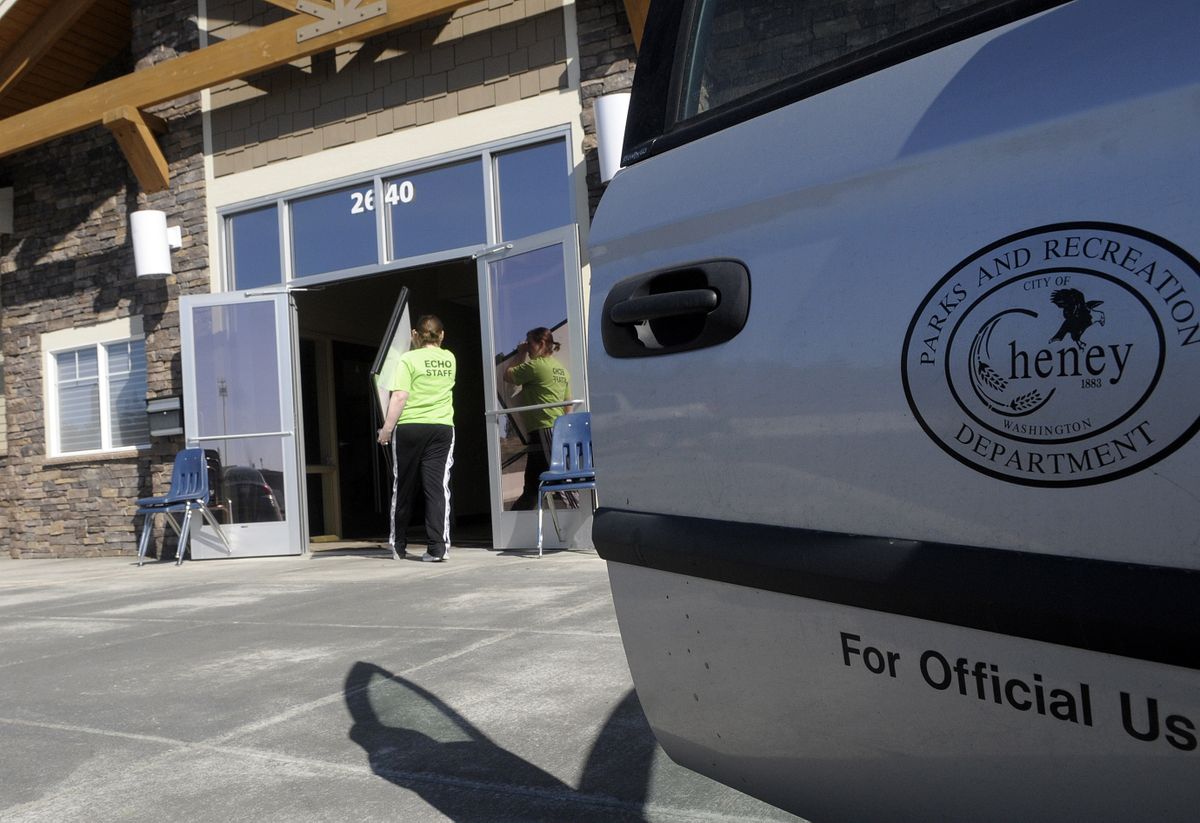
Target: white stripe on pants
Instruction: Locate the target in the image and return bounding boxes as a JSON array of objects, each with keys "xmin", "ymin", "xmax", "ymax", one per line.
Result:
[{"xmin": 389, "ymin": 424, "xmax": 454, "ymax": 557}]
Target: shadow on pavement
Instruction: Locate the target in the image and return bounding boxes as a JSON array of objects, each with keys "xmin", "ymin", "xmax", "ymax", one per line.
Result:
[{"xmin": 345, "ymin": 661, "xmax": 655, "ymax": 821}]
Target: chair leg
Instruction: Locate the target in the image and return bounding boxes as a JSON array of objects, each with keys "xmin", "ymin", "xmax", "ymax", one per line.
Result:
[
  {"xmin": 175, "ymin": 508, "xmax": 194, "ymax": 565},
  {"xmin": 547, "ymin": 492, "xmax": 563, "ymax": 542},
  {"xmin": 536, "ymin": 491, "xmax": 544, "ymax": 557},
  {"xmin": 136, "ymin": 512, "xmax": 156, "ymax": 567},
  {"xmin": 199, "ymin": 506, "xmax": 232, "ymax": 554}
]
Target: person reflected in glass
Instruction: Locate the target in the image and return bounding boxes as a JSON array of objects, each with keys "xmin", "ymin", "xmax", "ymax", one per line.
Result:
[
  {"xmin": 504, "ymin": 326, "xmax": 578, "ymax": 511},
  {"xmin": 376, "ymin": 315, "xmax": 456, "ymax": 562}
]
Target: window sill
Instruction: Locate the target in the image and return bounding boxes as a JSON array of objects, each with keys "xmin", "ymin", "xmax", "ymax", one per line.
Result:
[{"xmin": 45, "ymin": 446, "xmax": 151, "ymax": 466}]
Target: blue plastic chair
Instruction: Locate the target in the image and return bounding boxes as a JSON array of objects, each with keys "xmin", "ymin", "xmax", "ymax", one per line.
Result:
[
  {"xmin": 136, "ymin": 448, "xmax": 231, "ymax": 566},
  {"xmin": 536, "ymin": 412, "xmax": 597, "ymax": 556}
]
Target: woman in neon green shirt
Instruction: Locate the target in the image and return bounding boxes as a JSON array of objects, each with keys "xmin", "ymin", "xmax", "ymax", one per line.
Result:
[
  {"xmin": 504, "ymin": 326, "xmax": 576, "ymax": 511},
  {"xmin": 376, "ymin": 315, "xmax": 456, "ymax": 561}
]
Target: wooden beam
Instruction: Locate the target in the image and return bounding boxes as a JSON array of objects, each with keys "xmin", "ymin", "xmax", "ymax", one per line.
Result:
[
  {"xmin": 103, "ymin": 106, "xmax": 170, "ymax": 192},
  {"xmin": 258, "ymin": 0, "xmax": 334, "ymax": 10},
  {"xmin": 622, "ymin": 0, "xmax": 650, "ymax": 52},
  {"xmin": 0, "ymin": 0, "xmax": 472, "ymax": 160},
  {"xmin": 0, "ymin": 0, "xmax": 101, "ymax": 106}
]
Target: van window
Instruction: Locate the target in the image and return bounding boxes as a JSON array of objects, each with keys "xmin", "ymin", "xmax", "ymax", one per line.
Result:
[
  {"xmin": 677, "ymin": 0, "xmax": 984, "ymax": 120},
  {"xmin": 625, "ymin": 0, "xmax": 1066, "ymax": 164}
]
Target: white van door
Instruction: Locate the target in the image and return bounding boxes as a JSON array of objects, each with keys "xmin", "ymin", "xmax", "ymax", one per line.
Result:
[{"xmin": 588, "ymin": 1, "xmax": 1200, "ymax": 820}]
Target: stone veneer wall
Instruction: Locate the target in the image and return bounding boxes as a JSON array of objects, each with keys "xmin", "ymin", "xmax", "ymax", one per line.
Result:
[
  {"xmin": 207, "ymin": 0, "xmax": 571, "ymax": 177},
  {"xmin": 575, "ymin": 0, "xmax": 637, "ymax": 217},
  {"xmin": 0, "ymin": 353, "xmax": 6, "ymax": 453},
  {"xmin": 0, "ymin": 0, "xmax": 209, "ymax": 558}
]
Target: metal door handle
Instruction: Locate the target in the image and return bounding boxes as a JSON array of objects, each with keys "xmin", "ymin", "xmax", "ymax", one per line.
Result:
[
  {"xmin": 608, "ymin": 288, "xmax": 719, "ymax": 324},
  {"xmin": 485, "ymin": 400, "xmax": 585, "ymax": 416},
  {"xmin": 601, "ymin": 259, "xmax": 750, "ymax": 357}
]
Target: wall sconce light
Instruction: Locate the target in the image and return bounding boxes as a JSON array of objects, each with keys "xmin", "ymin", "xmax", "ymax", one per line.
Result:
[
  {"xmin": 595, "ymin": 92, "xmax": 632, "ymax": 184},
  {"xmin": 131, "ymin": 209, "xmax": 183, "ymax": 277},
  {"xmin": 146, "ymin": 395, "xmax": 183, "ymax": 437},
  {"xmin": 0, "ymin": 186, "xmax": 13, "ymax": 235}
]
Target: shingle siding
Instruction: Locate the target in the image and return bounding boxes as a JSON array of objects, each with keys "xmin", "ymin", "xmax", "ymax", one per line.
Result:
[{"xmin": 207, "ymin": 1, "xmax": 572, "ymax": 177}]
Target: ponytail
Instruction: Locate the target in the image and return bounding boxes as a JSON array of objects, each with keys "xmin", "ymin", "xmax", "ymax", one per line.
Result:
[{"xmin": 413, "ymin": 315, "xmax": 444, "ymax": 347}]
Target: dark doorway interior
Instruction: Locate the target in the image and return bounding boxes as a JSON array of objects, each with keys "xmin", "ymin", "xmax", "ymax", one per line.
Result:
[
  {"xmin": 333, "ymin": 340, "xmax": 382, "ymax": 538},
  {"xmin": 294, "ymin": 259, "xmax": 490, "ymax": 547}
]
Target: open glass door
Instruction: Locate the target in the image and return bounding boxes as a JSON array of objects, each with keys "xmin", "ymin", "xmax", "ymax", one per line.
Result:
[
  {"xmin": 479, "ymin": 227, "xmax": 590, "ymax": 550},
  {"xmin": 369, "ymin": 287, "xmax": 411, "ymax": 426},
  {"xmin": 180, "ymin": 292, "xmax": 305, "ymax": 557}
]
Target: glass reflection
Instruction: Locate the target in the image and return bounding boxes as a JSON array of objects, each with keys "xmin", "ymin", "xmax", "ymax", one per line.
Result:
[
  {"xmin": 192, "ymin": 302, "xmax": 281, "ymax": 439},
  {"xmin": 106, "ymin": 339, "xmax": 149, "ymax": 447},
  {"xmin": 387, "ymin": 159, "xmax": 486, "ymax": 260},
  {"xmin": 495, "ymin": 140, "xmax": 571, "ymax": 241},
  {"xmin": 229, "ymin": 206, "xmax": 282, "ymax": 290},
  {"xmin": 488, "ymin": 245, "xmax": 572, "ymax": 511},
  {"xmin": 202, "ymin": 437, "xmax": 286, "ymax": 524},
  {"xmin": 56, "ymin": 348, "xmax": 101, "ymax": 452},
  {"xmin": 292, "ymin": 183, "xmax": 379, "ymax": 277}
]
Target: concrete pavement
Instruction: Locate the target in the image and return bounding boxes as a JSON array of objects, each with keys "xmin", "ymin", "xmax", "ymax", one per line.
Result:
[{"xmin": 0, "ymin": 548, "xmax": 800, "ymax": 822}]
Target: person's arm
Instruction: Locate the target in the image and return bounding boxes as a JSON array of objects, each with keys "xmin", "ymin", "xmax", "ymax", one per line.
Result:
[
  {"xmin": 377, "ymin": 390, "xmax": 409, "ymax": 444},
  {"xmin": 504, "ymin": 342, "xmax": 530, "ymax": 385}
]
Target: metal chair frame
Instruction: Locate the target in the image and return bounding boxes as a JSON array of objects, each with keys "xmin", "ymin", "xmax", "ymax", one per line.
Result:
[
  {"xmin": 535, "ymin": 412, "xmax": 597, "ymax": 556},
  {"xmin": 136, "ymin": 448, "xmax": 232, "ymax": 566}
]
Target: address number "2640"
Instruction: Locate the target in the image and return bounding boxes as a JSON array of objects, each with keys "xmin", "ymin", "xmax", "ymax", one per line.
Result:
[{"xmin": 350, "ymin": 181, "xmax": 415, "ymax": 214}]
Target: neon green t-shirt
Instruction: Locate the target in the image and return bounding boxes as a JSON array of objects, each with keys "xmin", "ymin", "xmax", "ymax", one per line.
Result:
[
  {"xmin": 390, "ymin": 346, "xmax": 456, "ymax": 426},
  {"xmin": 508, "ymin": 355, "xmax": 570, "ymax": 431}
]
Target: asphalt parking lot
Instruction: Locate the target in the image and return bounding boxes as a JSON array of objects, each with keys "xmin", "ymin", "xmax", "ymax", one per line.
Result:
[{"xmin": 0, "ymin": 548, "xmax": 799, "ymax": 822}]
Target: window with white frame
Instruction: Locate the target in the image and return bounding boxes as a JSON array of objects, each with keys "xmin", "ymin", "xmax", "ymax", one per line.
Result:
[{"xmin": 45, "ymin": 322, "xmax": 150, "ymax": 456}]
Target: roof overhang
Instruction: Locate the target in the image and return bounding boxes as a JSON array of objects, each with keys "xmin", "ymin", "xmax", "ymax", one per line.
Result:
[{"xmin": 0, "ymin": 0, "xmax": 649, "ymax": 192}]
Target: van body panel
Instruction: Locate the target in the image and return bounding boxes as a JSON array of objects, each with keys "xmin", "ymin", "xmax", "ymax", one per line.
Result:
[{"xmin": 607, "ymin": 559, "xmax": 1198, "ymax": 823}]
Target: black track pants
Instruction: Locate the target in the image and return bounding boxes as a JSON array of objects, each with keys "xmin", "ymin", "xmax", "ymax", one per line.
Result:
[{"xmin": 389, "ymin": 424, "xmax": 455, "ymax": 557}]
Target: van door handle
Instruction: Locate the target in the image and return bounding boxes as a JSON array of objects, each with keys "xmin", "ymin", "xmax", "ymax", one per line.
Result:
[
  {"xmin": 600, "ymin": 259, "xmax": 750, "ymax": 357},
  {"xmin": 608, "ymin": 288, "xmax": 719, "ymax": 324}
]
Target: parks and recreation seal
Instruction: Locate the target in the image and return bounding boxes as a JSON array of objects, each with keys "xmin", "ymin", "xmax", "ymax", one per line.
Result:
[{"xmin": 901, "ymin": 222, "xmax": 1200, "ymax": 487}]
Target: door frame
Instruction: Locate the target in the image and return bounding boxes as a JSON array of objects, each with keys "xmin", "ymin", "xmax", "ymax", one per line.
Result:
[
  {"xmin": 179, "ymin": 291, "xmax": 307, "ymax": 557},
  {"xmin": 477, "ymin": 226, "xmax": 591, "ymax": 550}
]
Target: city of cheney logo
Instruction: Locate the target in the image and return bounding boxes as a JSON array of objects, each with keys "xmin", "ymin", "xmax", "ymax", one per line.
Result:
[{"xmin": 901, "ymin": 223, "xmax": 1200, "ymax": 487}]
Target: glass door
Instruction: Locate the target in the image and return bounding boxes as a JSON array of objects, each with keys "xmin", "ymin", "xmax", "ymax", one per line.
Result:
[
  {"xmin": 479, "ymin": 227, "xmax": 590, "ymax": 550},
  {"xmin": 180, "ymin": 292, "xmax": 305, "ymax": 557}
]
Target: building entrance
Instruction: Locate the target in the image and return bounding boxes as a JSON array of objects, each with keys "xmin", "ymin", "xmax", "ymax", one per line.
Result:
[
  {"xmin": 181, "ymin": 235, "xmax": 588, "ymax": 556},
  {"xmin": 294, "ymin": 259, "xmax": 491, "ymax": 548}
]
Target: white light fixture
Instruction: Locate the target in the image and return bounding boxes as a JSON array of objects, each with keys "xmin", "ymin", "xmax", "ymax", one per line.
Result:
[
  {"xmin": 595, "ymin": 91, "xmax": 631, "ymax": 183},
  {"xmin": 0, "ymin": 186, "xmax": 13, "ymax": 235},
  {"xmin": 130, "ymin": 209, "xmax": 183, "ymax": 277}
]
